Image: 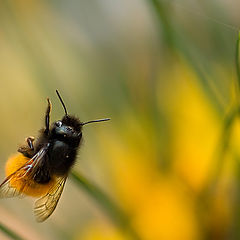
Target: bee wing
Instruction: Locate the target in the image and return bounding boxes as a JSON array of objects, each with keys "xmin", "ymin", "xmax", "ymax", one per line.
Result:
[
  {"xmin": 34, "ymin": 175, "xmax": 67, "ymax": 222},
  {"xmin": 0, "ymin": 144, "xmax": 50, "ymax": 198},
  {"xmin": 0, "ymin": 179, "xmax": 21, "ymax": 198}
]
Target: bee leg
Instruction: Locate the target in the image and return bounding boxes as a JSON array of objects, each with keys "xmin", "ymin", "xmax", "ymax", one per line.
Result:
[
  {"xmin": 18, "ymin": 136, "xmax": 35, "ymax": 157},
  {"xmin": 44, "ymin": 98, "xmax": 52, "ymax": 135}
]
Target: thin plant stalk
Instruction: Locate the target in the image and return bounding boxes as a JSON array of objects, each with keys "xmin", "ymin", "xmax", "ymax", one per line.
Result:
[
  {"xmin": 207, "ymin": 33, "xmax": 240, "ymax": 189},
  {"xmin": 148, "ymin": 0, "xmax": 224, "ymax": 115},
  {"xmin": 0, "ymin": 222, "xmax": 24, "ymax": 240},
  {"xmin": 208, "ymin": 32, "xmax": 240, "ymax": 186},
  {"xmin": 235, "ymin": 32, "xmax": 240, "ymax": 104},
  {"xmin": 70, "ymin": 171, "xmax": 141, "ymax": 240},
  {"xmin": 236, "ymin": 32, "xmax": 240, "ymax": 88},
  {"xmin": 196, "ymin": 32, "xmax": 240, "ymax": 238}
]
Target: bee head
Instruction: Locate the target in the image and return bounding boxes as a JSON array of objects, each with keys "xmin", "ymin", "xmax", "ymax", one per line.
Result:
[
  {"xmin": 53, "ymin": 117, "xmax": 82, "ymax": 140},
  {"xmin": 54, "ymin": 90, "xmax": 110, "ymax": 139}
]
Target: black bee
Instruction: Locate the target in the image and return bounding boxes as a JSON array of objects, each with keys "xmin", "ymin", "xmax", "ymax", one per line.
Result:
[{"xmin": 0, "ymin": 90, "xmax": 110, "ymax": 222}]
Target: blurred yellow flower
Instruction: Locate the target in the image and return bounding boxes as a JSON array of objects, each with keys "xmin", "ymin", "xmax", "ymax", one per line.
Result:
[{"xmin": 76, "ymin": 222, "xmax": 126, "ymax": 240}]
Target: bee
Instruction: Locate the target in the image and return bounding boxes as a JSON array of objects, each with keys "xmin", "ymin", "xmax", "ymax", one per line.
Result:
[{"xmin": 0, "ymin": 90, "xmax": 110, "ymax": 222}]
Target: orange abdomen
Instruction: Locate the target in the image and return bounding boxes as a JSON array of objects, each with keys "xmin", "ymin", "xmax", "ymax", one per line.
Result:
[{"xmin": 5, "ymin": 153, "xmax": 56, "ymax": 197}]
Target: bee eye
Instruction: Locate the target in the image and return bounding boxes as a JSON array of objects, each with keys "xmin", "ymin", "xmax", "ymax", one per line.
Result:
[{"xmin": 55, "ymin": 121, "xmax": 62, "ymax": 127}]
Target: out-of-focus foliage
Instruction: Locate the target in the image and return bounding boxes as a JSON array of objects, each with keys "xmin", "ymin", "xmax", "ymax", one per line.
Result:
[{"xmin": 0, "ymin": 0, "xmax": 240, "ymax": 240}]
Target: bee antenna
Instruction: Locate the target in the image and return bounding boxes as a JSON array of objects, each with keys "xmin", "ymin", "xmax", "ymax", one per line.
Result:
[
  {"xmin": 82, "ymin": 118, "xmax": 110, "ymax": 126},
  {"xmin": 56, "ymin": 90, "xmax": 68, "ymax": 116}
]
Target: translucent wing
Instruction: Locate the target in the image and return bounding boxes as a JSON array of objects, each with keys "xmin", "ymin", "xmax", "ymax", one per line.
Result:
[
  {"xmin": 0, "ymin": 144, "xmax": 50, "ymax": 198},
  {"xmin": 0, "ymin": 180, "xmax": 21, "ymax": 198},
  {"xmin": 34, "ymin": 175, "xmax": 67, "ymax": 222}
]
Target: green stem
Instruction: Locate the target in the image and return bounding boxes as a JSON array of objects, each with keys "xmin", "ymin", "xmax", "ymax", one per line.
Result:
[
  {"xmin": 208, "ymin": 106, "xmax": 238, "ymax": 189},
  {"xmin": 236, "ymin": 32, "xmax": 240, "ymax": 89},
  {"xmin": 148, "ymin": 0, "xmax": 175, "ymax": 48},
  {"xmin": 0, "ymin": 223, "xmax": 24, "ymax": 240},
  {"xmin": 198, "ymin": 32, "xmax": 240, "ymax": 198},
  {"xmin": 206, "ymin": 32, "xmax": 240, "ymax": 189},
  {"xmin": 148, "ymin": 0, "xmax": 224, "ymax": 115},
  {"xmin": 70, "ymin": 171, "xmax": 141, "ymax": 240},
  {"xmin": 197, "ymin": 32, "xmax": 240, "ymax": 238}
]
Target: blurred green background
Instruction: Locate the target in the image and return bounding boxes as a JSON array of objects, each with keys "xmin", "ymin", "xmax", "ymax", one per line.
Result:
[{"xmin": 0, "ymin": 0, "xmax": 240, "ymax": 239}]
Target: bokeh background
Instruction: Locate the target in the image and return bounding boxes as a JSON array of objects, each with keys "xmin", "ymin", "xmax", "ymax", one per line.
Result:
[{"xmin": 0, "ymin": 0, "xmax": 240, "ymax": 239}]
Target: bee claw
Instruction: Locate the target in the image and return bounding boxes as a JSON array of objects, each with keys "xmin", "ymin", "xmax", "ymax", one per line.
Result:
[{"xmin": 26, "ymin": 137, "xmax": 35, "ymax": 150}]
